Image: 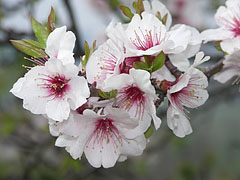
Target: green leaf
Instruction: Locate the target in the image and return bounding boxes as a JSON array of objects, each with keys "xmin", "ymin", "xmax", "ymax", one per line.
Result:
[
  {"xmin": 137, "ymin": 0, "xmax": 144, "ymax": 15},
  {"xmin": 98, "ymin": 90, "xmax": 118, "ymax": 99},
  {"xmin": 162, "ymin": 13, "xmax": 168, "ymax": 25},
  {"xmin": 132, "ymin": 2, "xmax": 137, "ymax": 11},
  {"xmin": 133, "ymin": 0, "xmax": 144, "ymax": 15},
  {"xmin": 143, "ymin": 55, "xmax": 153, "ymax": 67},
  {"xmin": 31, "ymin": 16, "xmax": 49, "ymax": 48},
  {"xmin": 92, "ymin": 40, "xmax": 97, "ymax": 51},
  {"xmin": 47, "ymin": 7, "xmax": 56, "ymax": 32},
  {"xmin": 109, "ymin": 90, "xmax": 118, "ymax": 98},
  {"xmin": 120, "ymin": 5, "xmax": 134, "ymax": 19},
  {"xmin": 10, "ymin": 40, "xmax": 43, "ymax": 57},
  {"xmin": 84, "ymin": 41, "xmax": 90, "ymax": 60},
  {"xmin": 152, "ymin": 52, "xmax": 166, "ymax": 72},
  {"xmin": 23, "ymin": 39, "xmax": 42, "ymax": 49},
  {"xmin": 82, "ymin": 40, "xmax": 97, "ymax": 68},
  {"xmin": 134, "ymin": 61, "xmax": 151, "ymax": 71},
  {"xmin": 98, "ymin": 90, "xmax": 109, "ymax": 99},
  {"xmin": 155, "ymin": 11, "xmax": 162, "ymax": 21},
  {"xmin": 144, "ymin": 125, "xmax": 154, "ymax": 138}
]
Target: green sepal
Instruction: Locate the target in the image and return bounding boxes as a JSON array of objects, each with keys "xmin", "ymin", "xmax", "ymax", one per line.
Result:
[
  {"xmin": 152, "ymin": 52, "xmax": 166, "ymax": 72},
  {"xmin": 120, "ymin": 5, "xmax": 134, "ymax": 19},
  {"xmin": 47, "ymin": 7, "xmax": 56, "ymax": 32},
  {"xmin": 31, "ymin": 16, "xmax": 49, "ymax": 49},
  {"xmin": 10, "ymin": 40, "xmax": 43, "ymax": 57},
  {"xmin": 98, "ymin": 89, "xmax": 118, "ymax": 99},
  {"xmin": 144, "ymin": 125, "xmax": 154, "ymax": 138}
]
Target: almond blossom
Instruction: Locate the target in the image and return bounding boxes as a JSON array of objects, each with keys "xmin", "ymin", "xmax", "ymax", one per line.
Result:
[
  {"xmin": 103, "ymin": 68, "xmax": 161, "ymax": 130},
  {"xmin": 152, "ymin": 25, "xmax": 202, "ymax": 82},
  {"xmin": 164, "ymin": 52, "xmax": 210, "ymax": 137},
  {"xmin": 142, "ymin": 0, "xmax": 202, "ymax": 71},
  {"xmin": 214, "ymin": 50, "xmax": 240, "ymax": 84},
  {"xmin": 10, "ymin": 57, "xmax": 90, "ymax": 121},
  {"xmin": 113, "ymin": 12, "xmax": 191, "ymax": 57},
  {"xmin": 50, "ymin": 107, "xmax": 146, "ymax": 168},
  {"xmin": 201, "ymin": 0, "xmax": 240, "ymax": 54},
  {"xmin": 86, "ymin": 39, "xmax": 125, "ymax": 89},
  {"xmin": 45, "ymin": 26, "xmax": 76, "ymax": 64}
]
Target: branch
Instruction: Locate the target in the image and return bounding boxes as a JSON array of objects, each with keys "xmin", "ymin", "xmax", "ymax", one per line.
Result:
[
  {"xmin": 165, "ymin": 55, "xmax": 224, "ymax": 79},
  {"xmin": 203, "ymin": 59, "xmax": 224, "ymax": 78},
  {"xmin": 165, "ymin": 56, "xmax": 183, "ymax": 78},
  {"xmin": 63, "ymin": 0, "xmax": 84, "ymax": 57}
]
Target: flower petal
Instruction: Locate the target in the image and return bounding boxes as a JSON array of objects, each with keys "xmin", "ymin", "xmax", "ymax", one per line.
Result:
[
  {"xmin": 167, "ymin": 105, "xmax": 192, "ymax": 138},
  {"xmin": 130, "ymin": 69, "xmax": 156, "ymax": 96},
  {"xmin": 68, "ymin": 76, "xmax": 90, "ymax": 110},
  {"xmin": 10, "ymin": 77, "xmax": 25, "ymax": 98},
  {"xmin": 46, "ymin": 99, "xmax": 70, "ymax": 121},
  {"xmin": 201, "ymin": 28, "xmax": 232, "ymax": 43}
]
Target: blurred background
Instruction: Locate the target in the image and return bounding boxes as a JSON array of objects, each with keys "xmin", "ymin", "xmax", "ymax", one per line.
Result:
[{"xmin": 0, "ymin": 0, "xmax": 240, "ymax": 179}]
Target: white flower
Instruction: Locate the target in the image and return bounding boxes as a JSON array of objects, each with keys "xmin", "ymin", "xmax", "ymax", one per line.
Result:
[
  {"xmin": 109, "ymin": 12, "xmax": 191, "ymax": 57},
  {"xmin": 166, "ymin": 52, "xmax": 210, "ymax": 137},
  {"xmin": 214, "ymin": 50, "xmax": 240, "ymax": 84},
  {"xmin": 201, "ymin": 0, "xmax": 240, "ymax": 54},
  {"xmin": 45, "ymin": 26, "xmax": 76, "ymax": 65},
  {"xmin": 143, "ymin": 0, "xmax": 172, "ymax": 30},
  {"xmin": 52, "ymin": 107, "xmax": 146, "ymax": 168},
  {"xmin": 152, "ymin": 25, "xmax": 202, "ymax": 81},
  {"xmin": 10, "ymin": 57, "xmax": 90, "ymax": 121},
  {"xmin": 168, "ymin": 24, "xmax": 202, "ymax": 71},
  {"xmin": 167, "ymin": 105, "xmax": 192, "ymax": 138},
  {"xmin": 86, "ymin": 39, "xmax": 125, "ymax": 89},
  {"xmin": 103, "ymin": 68, "xmax": 161, "ymax": 130}
]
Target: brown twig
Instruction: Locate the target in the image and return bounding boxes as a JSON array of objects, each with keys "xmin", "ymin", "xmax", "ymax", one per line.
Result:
[
  {"xmin": 165, "ymin": 56, "xmax": 183, "ymax": 78},
  {"xmin": 203, "ymin": 59, "xmax": 224, "ymax": 78}
]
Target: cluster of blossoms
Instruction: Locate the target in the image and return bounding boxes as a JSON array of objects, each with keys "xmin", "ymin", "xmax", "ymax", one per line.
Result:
[
  {"xmin": 202, "ymin": 0, "xmax": 240, "ymax": 85},
  {"xmin": 10, "ymin": 0, "xmax": 239, "ymax": 168}
]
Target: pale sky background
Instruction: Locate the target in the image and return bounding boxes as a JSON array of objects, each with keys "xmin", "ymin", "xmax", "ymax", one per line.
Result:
[
  {"xmin": 1, "ymin": 0, "xmax": 219, "ymax": 56},
  {"xmin": 1, "ymin": 0, "xmax": 117, "ymax": 46}
]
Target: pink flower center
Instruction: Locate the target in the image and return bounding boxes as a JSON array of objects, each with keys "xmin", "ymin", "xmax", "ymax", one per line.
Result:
[
  {"xmin": 131, "ymin": 27, "xmax": 164, "ymax": 51},
  {"xmin": 39, "ymin": 73, "xmax": 70, "ymax": 99},
  {"xmin": 223, "ymin": 10, "xmax": 240, "ymax": 37},
  {"xmin": 86, "ymin": 118, "xmax": 124, "ymax": 151},
  {"xmin": 116, "ymin": 85, "xmax": 145, "ymax": 119},
  {"xmin": 170, "ymin": 76, "xmax": 203, "ymax": 111},
  {"xmin": 119, "ymin": 57, "xmax": 142, "ymax": 74},
  {"xmin": 232, "ymin": 17, "xmax": 240, "ymax": 37}
]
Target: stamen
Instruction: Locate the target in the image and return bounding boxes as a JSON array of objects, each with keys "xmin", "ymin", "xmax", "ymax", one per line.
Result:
[
  {"xmin": 116, "ymin": 85, "xmax": 145, "ymax": 119},
  {"xmin": 86, "ymin": 118, "xmax": 125, "ymax": 152},
  {"xmin": 36, "ymin": 73, "xmax": 70, "ymax": 100},
  {"xmin": 131, "ymin": 26, "xmax": 165, "ymax": 51}
]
